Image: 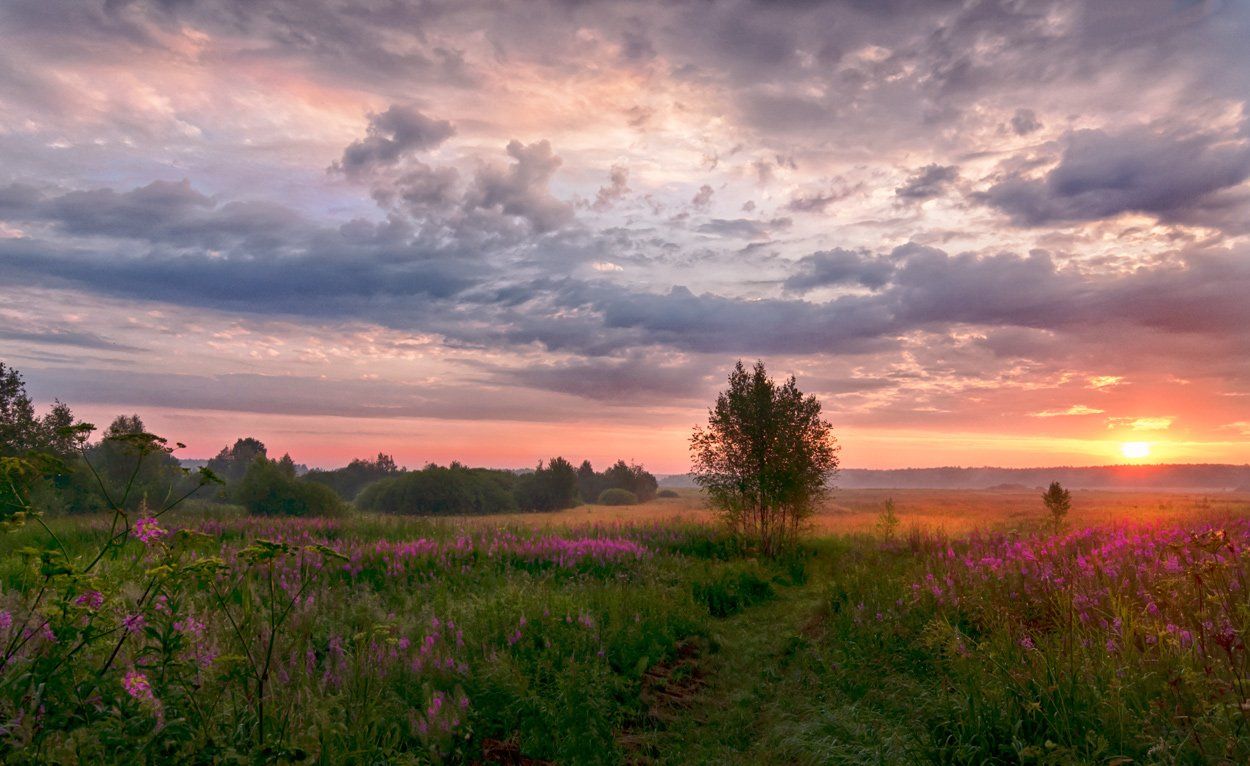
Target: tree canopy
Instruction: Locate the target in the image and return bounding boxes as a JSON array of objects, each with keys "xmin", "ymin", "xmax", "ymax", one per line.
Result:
[{"xmin": 690, "ymin": 360, "xmax": 839, "ymax": 555}]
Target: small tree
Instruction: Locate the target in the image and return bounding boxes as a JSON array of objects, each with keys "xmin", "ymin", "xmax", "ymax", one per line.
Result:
[
  {"xmin": 1042, "ymin": 480, "xmax": 1071, "ymax": 533},
  {"xmin": 877, "ymin": 497, "xmax": 900, "ymax": 541},
  {"xmin": 690, "ymin": 360, "xmax": 839, "ymax": 556}
]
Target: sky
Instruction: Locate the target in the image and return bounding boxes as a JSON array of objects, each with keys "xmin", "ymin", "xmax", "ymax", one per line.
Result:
[{"xmin": 1, "ymin": 0, "xmax": 1249, "ymax": 472}]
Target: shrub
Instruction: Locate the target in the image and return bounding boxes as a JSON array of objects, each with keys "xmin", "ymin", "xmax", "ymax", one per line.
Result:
[
  {"xmin": 234, "ymin": 458, "xmax": 346, "ymax": 517},
  {"xmin": 597, "ymin": 488, "xmax": 638, "ymax": 506},
  {"xmin": 657, "ymin": 489, "xmax": 680, "ymax": 498},
  {"xmin": 356, "ymin": 463, "xmax": 517, "ymax": 515}
]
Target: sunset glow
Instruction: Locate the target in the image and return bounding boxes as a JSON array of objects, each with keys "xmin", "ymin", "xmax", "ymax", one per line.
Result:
[{"xmin": 1, "ymin": 1, "xmax": 1249, "ymax": 470}]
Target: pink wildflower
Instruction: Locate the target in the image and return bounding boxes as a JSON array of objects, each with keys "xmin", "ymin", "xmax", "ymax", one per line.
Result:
[
  {"xmin": 75, "ymin": 591, "xmax": 104, "ymax": 610},
  {"xmin": 122, "ymin": 613, "xmax": 146, "ymax": 634},
  {"xmin": 134, "ymin": 517, "xmax": 168, "ymax": 545},
  {"xmin": 123, "ymin": 670, "xmax": 154, "ymax": 702}
]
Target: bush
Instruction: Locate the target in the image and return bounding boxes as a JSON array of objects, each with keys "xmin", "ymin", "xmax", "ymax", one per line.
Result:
[
  {"xmin": 597, "ymin": 488, "xmax": 638, "ymax": 506},
  {"xmin": 657, "ymin": 489, "xmax": 680, "ymax": 498},
  {"xmin": 356, "ymin": 463, "xmax": 517, "ymax": 515},
  {"xmin": 233, "ymin": 458, "xmax": 346, "ymax": 517}
]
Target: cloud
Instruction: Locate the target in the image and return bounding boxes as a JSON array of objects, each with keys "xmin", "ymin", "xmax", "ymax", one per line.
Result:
[
  {"xmin": 1030, "ymin": 405, "xmax": 1105, "ymax": 418},
  {"xmin": 785, "ymin": 180, "xmax": 862, "ymax": 213},
  {"xmin": 465, "ymin": 139, "xmax": 573, "ymax": 233},
  {"xmin": 1106, "ymin": 416, "xmax": 1174, "ymax": 431},
  {"xmin": 1088, "ymin": 375, "xmax": 1123, "ymax": 389},
  {"xmin": 1010, "ymin": 108, "xmax": 1042, "ymax": 136},
  {"xmin": 696, "ymin": 217, "xmax": 781, "ymax": 240},
  {"xmin": 783, "ymin": 248, "xmax": 894, "ymax": 292},
  {"xmin": 691, "ymin": 184, "xmax": 714, "ymax": 209},
  {"xmin": 980, "ymin": 127, "xmax": 1250, "ymax": 226},
  {"xmin": 332, "ymin": 105, "xmax": 454, "ymax": 179},
  {"xmin": 592, "ymin": 165, "xmax": 630, "ymax": 211},
  {"xmin": 895, "ymin": 164, "xmax": 959, "ymax": 201},
  {"xmin": 499, "ymin": 355, "xmax": 708, "ymax": 403}
]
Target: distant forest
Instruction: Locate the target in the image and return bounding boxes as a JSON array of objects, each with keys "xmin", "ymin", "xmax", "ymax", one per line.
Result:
[
  {"xmin": 1, "ymin": 360, "xmax": 659, "ymax": 517},
  {"xmin": 661, "ymin": 464, "xmax": 1250, "ymax": 491}
]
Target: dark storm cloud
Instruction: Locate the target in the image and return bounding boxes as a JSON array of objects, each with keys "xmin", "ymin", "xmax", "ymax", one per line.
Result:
[
  {"xmin": 980, "ymin": 127, "xmax": 1250, "ymax": 226},
  {"xmin": 895, "ymin": 164, "xmax": 958, "ymax": 200},
  {"xmin": 783, "ymin": 248, "xmax": 895, "ymax": 292},
  {"xmin": 332, "ymin": 106, "xmax": 455, "ymax": 179}
]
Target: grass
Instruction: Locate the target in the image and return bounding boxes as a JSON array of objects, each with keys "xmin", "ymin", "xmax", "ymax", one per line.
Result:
[{"xmin": 1, "ymin": 490, "xmax": 1247, "ymax": 763}]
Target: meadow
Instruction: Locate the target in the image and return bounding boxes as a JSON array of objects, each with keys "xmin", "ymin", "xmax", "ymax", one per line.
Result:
[{"xmin": 1, "ymin": 488, "xmax": 1248, "ymax": 764}]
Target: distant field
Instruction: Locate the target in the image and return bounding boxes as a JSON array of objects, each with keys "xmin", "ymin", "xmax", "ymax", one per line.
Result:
[{"xmin": 450, "ymin": 486, "xmax": 1250, "ymax": 534}]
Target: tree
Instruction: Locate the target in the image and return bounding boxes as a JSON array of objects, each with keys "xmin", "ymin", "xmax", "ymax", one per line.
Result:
[
  {"xmin": 356, "ymin": 463, "xmax": 517, "ymax": 516},
  {"xmin": 233, "ymin": 457, "xmax": 344, "ymax": 517},
  {"xmin": 304, "ymin": 452, "xmax": 402, "ymax": 500},
  {"xmin": 0, "ymin": 363, "xmax": 78, "ymax": 457},
  {"xmin": 1042, "ymin": 481, "xmax": 1071, "ymax": 533},
  {"xmin": 207, "ymin": 437, "xmax": 269, "ymax": 484},
  {"xmin": 86, "ymin": 414, "xmax": 186, "ymax": 511},
  {"xmin": 690, "ymin": 360, "xmax": 839, "ymax": 556},
  {"xmin": 574, "ymin": 459, "xmax": 658, "ymax": 504},
  {"xmin": 513, "ymin": 457, "xmax": 580, "ymax": 512}
]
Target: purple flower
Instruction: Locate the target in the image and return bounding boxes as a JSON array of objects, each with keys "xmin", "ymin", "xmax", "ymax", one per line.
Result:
[
  {"xmin": 122, "ymin": 613, "xmax": 146, "ymax": 634},
  {"xmin": 75, "ymin": 591, "xmax": 104, "ymax": 610},
  {"xmin": 123, "ymin": 670, "xmax": 154, "ymax": 702},
  {"xmin": 134, "ymin": 517, "xmax": 168, "ymax": 545}
]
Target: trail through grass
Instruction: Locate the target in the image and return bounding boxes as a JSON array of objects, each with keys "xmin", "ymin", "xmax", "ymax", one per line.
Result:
[{"xmin": 646, "ymin": 543, "xmax": 924, "ymax": 765}]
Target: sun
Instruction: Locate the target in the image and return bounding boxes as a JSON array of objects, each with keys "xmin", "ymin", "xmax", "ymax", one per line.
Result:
[{"xmin": 1121, "ymin": 442, "xmax": 1151, "ymax": 460}]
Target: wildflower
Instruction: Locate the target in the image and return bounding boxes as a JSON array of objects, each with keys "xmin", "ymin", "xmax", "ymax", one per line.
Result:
[
  {"xmin": 1019, "ymin": 635, "xmax": 1035, "ymax": 650},
  {"xmin": 134, "ymin": 517, "xmax": 168, "ymax": 545},
  {"xmin": 123, "ymin": 671, "xmax": 154, "ymax": 702},
  {"xmin": 0, "ymin": 611, "xmax": 11, "ymax": 632},
  {"xmin": 174, "ymin": 617, "xmax": 206, "ymax": 639},
  {"xmin": 122, "ymin": 613, "xmax": 146, "ymax": 634},
  {"xmin": 75, "ymin": 591, "xmax": 104, "ymax": 610}
]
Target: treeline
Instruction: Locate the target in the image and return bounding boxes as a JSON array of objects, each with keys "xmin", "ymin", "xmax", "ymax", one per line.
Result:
[{"xmin": 1, "ymin": 361, "xmax": 659, "ymax": 519}]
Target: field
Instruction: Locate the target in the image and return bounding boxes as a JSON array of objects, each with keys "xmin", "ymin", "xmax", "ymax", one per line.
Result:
[
  {"xmin": 1, "ymin": 489, "xmax": 1248, "ymax": 764},
  {"xmin": 458, "ymin": 487, "xmax": 1250, "ymax": 535}
]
